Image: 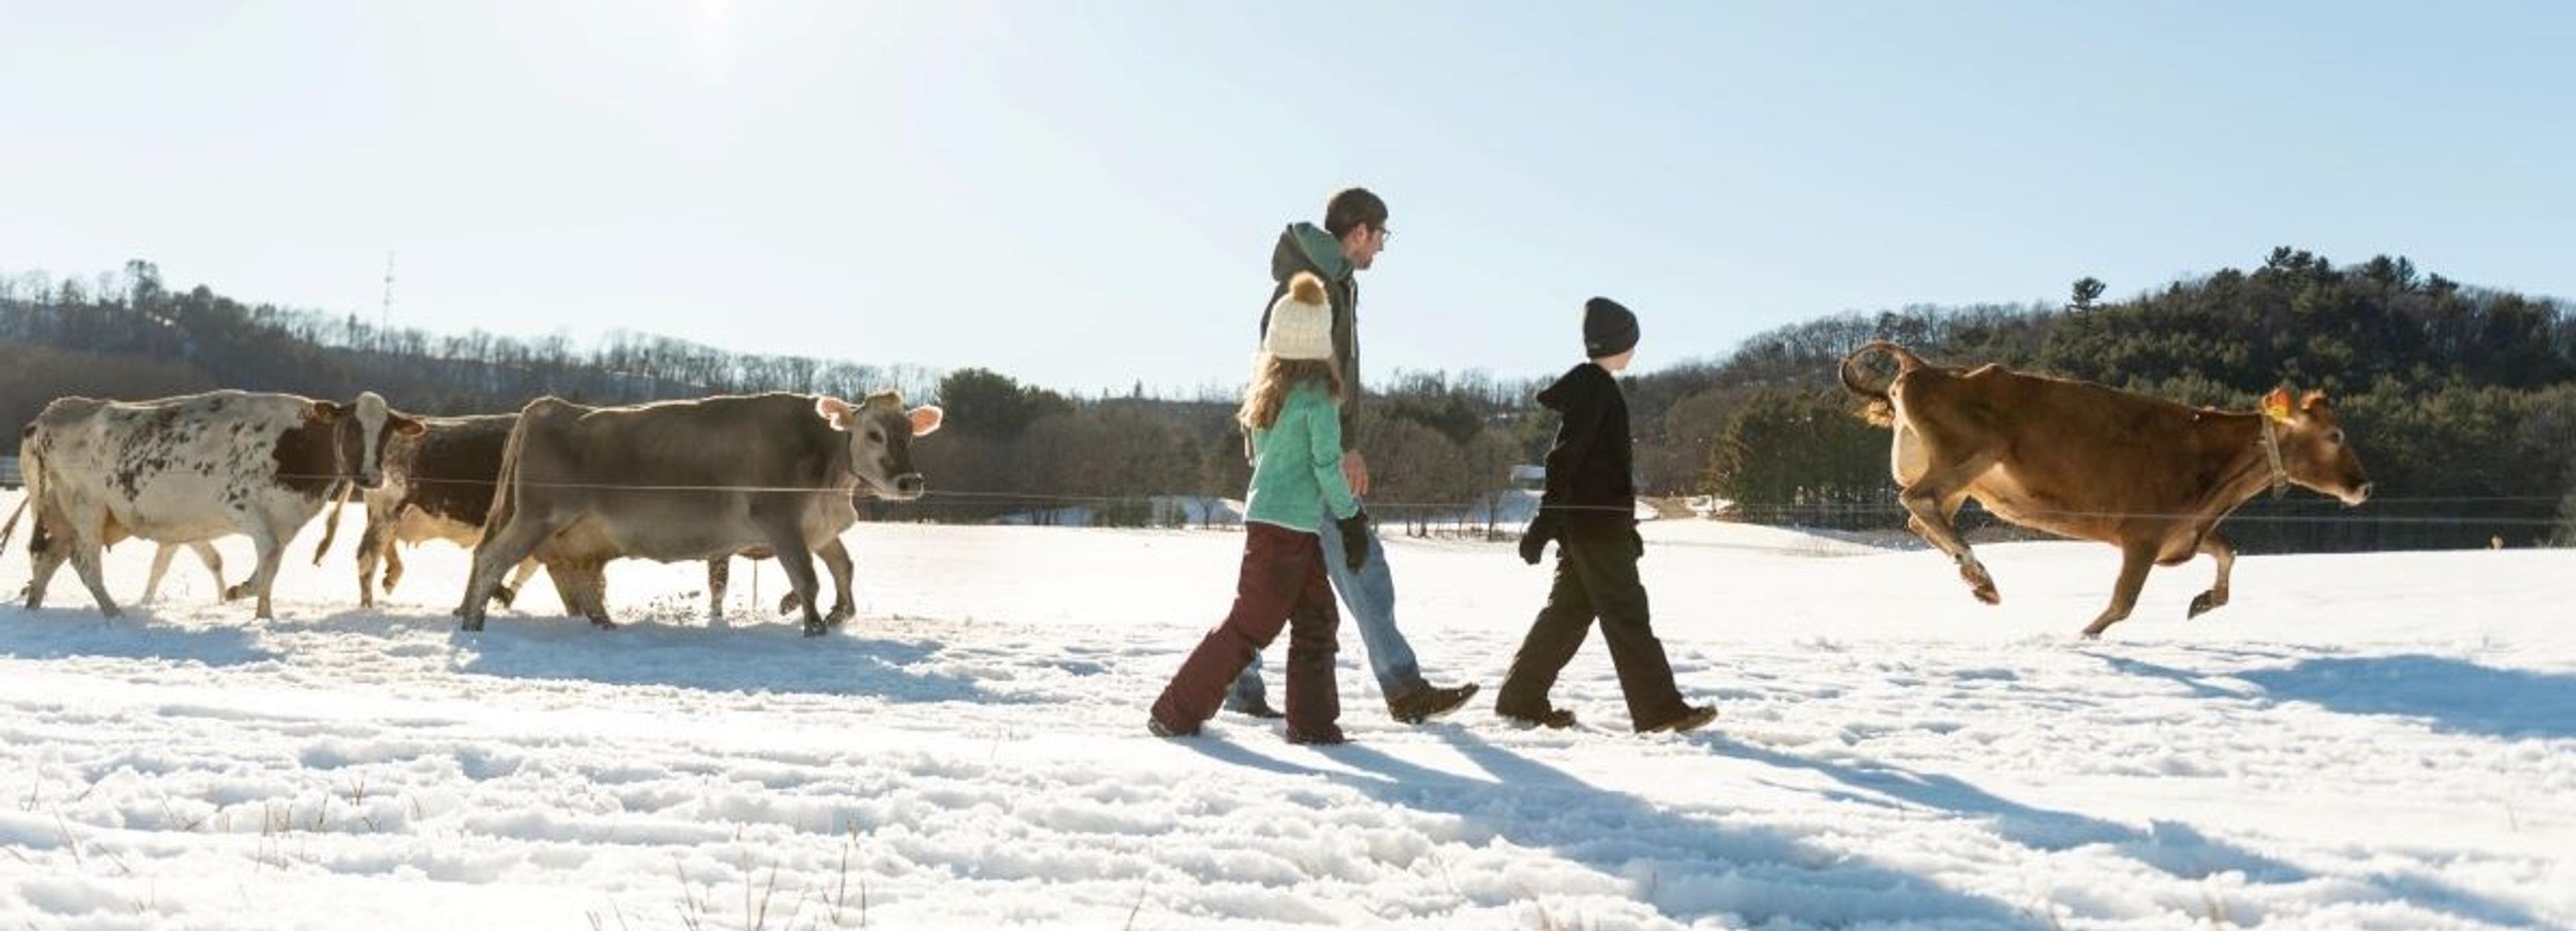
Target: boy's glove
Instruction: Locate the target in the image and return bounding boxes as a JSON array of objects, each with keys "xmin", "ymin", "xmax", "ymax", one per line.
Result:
[
  {"xmin": 1631, "ymin": 524, "xmax": 1646, "ymax": 560},
  {"xmin": 1518, "ymin": 512, "xmax": 1562, "ymax": 565},
  {"xmin": 1336, "ymin": 509, "xmax": 1372, "ymax": 573}
]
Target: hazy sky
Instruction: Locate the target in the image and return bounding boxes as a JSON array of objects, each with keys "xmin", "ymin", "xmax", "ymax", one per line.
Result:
[{"xmin": 5, "ymin": 1, "xmax": 2571, "ymax": 394}]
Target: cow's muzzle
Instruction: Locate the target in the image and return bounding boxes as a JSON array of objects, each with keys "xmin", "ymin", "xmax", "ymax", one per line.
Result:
[
  {"xmin": 888, "ymin": 474, "xmax": 926, "ymax": 500},
  {"xmin": 2341, "ymin": 482, "xmax": 2373, "ymax": 506}
]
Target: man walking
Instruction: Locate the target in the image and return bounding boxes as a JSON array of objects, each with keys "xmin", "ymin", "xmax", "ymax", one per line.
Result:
[{"xmin": 1229, "ymin": 187, "xmax": 1479, "ymax": 724}]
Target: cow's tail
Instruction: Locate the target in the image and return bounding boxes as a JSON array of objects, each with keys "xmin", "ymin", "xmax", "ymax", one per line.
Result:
[
  {"xmin": 1839, "ymin": 340, "xmax": 1925, "ymax": 428},
  {"xmin": 3, "ymin": 427, "xmax": 38, "ymax": 557},
  {"xmin": 309, "ymin": 480, "xmax": 355, "ymax": 565},
  {"xmin": 0, "ymin": 496, "xmax": 24, "ymax": 557},
  {"xmin": 481, "ymin": 406, "xmax": 532, "ymax": 543}
]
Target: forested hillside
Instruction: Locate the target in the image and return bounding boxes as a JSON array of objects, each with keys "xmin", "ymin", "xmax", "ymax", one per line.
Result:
[{"xmin": 7, "ymin": 248, "xmax": 2569, "ymax": 547}]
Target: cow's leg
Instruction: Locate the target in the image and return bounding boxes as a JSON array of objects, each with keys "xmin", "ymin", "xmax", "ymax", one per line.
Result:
[
  {"xmin": 56, "ymin": 506, "xmax": 121, "ymax": 617},
  {"xmin": 558, "ymin": 560, "xmax": 614, "ymax": 628},
  {"xmin": 771, "ymin": 543, "xmax": 848, "ymax": 620},
  {"xmin": 2187, "ymin": 533, "xmax": 2236, "ymax": 619},
  {"xmin": 236, "ymin": 522, "xmax": 288, "ymax": 620},
  {"xmin": 1898, "ymin": 482, "xmax": 1997, "ymax": 604},
  {"xmin": 23, "ymin": 519, "xmax": 68, "ymax": 610},
  {"xmin": 541, "ymin": 559, "xmax": 581, "ymax": 613},
  {"xmin": 382, "ymin": 543, "xmax": 407, "ymax": 594},
  {"xmin": 68, "ymin": 543, "xmax": 117, "ymax": 617},
  {"xmin": 812, "ymin": 537, "xmax": 855, "ymax": 625},
  {"xmin": 355, "ymin": 521, "xmax": 389, "ymax": 608},
  {"xmin": 494, "ymin": 559, "xmax": 540, "ymax": 608},
  {"xmin": 458, "ymin": 514, "xmax": 560, "ymax": 630},
  {"xmin": 66, "ymin": 532, "xmax": 120, "ymax": 618},
  {"xmin": 189, "ymin": 543, "xmax": 226, "ymax": 598},
  {"xmin": 2080, "ymin": 542, "xmax": 2159, "ymax": 639},
  {"xmin": 144, "ymin": 543, "xmax": 180, "ymax": 603},
  {"xmin": 706, "ymin": 557, "xmax": 731, "ymax": 620},
  {"xmin": 773, "ymin": 549, "xmax": 850, "ymax": 620},
  {"xmin": 761, "ymin": 529, "xmax": 828, "ymax": 637}
]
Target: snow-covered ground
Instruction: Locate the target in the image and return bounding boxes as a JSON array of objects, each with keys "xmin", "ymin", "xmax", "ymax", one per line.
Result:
[{"xmin": 1, "ymin": 488, "xmax": 2571, "ymax": 930}]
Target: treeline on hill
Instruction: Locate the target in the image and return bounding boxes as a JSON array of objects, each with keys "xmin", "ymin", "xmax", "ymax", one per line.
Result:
[
  {"xmin": 5, "ymin": 249, "xmax": 2573, "ymax": 549},
  {"xmin": 0, "ymin": 262, "xmax": 1540, "ymax": 532}
]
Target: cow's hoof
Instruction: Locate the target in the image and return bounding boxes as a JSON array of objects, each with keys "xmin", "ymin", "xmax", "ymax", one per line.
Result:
[
  {"xmin": 100, "ymin": 606, "xmax": 123, "ymax": 619},
  {"xmin": 826, "ymin": 606, "xmax": 855, "ymax": 626},
  {"xmin": 221, "ymin": 584, "xmax": 248, "ymax": 602},
  {"xmin": 492, "ymin": 586, "xmax": 518, "ymax": 609},
  {"xmin": 590, "ymin": 618, "xmax": 618, "ymax": 630},
  {"xmin": 1971, "ymin": 584, "xmax": 2000, "ymax": 606},
  {"xmin": 802, "ymin": 621, "xmax": 827, "ymax": 638},
  {"xmin": 460, "ymin": 616, "xmax": 484, "ymax": 632},
  {"xmin": 2186, "ymin": 592, "xmax": 2220, "ymax": 618},
  {"xmin": 777, "ymin": 593, "xmax": 804, "ymax": 616}
]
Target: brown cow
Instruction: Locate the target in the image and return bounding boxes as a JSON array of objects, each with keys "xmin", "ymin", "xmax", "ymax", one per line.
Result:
[
  {"xmin": 307, "ymin": 414, "xmax": 545, "ymax": 608},
  {"xmin": 1838, "ymin": 341, "xmax": 2372, "ymax": 638}
]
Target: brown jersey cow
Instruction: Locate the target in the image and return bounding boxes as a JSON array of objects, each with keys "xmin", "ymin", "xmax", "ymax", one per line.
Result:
[{"xmin": 1839, "ymin": 342, "xmax": 2371, "ymax": 638}]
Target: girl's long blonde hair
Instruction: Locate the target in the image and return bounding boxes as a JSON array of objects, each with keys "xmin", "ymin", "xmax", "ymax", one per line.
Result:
[{"xmin": 1236, "ymin": 354, "xmax": 1345, "ymax": 433}]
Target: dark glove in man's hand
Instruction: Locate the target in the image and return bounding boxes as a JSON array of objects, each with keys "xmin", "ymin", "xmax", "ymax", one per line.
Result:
[{"xmin": 1336, "ymin": 509, "xmax": 1372, "ymax": 573}]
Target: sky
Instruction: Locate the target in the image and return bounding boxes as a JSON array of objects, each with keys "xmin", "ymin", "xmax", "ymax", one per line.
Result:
[{"xmin": 3, "ymin": 1, "xmax": 2572, "ymax": 396}]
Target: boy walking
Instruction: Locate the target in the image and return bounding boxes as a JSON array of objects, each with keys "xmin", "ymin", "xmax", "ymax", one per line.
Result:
[{"xmin": 1495, "ymin": 298, "xmax": 1717, "ymax": 734}]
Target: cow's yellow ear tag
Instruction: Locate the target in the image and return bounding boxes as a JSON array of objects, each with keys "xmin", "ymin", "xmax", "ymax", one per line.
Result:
[{"xmin": 2261, "ymin": 388, "xmax": 2296, "ymax": 423}]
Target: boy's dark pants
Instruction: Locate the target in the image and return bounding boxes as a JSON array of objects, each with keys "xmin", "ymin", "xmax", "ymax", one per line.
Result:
[
  {"xmin": 1153, "ymin": 523, "xmax": 1344, "ymax": 736},
  {"xmin": 1495, "ymin": 536, "xmax": 1688, "ymax": 728}
]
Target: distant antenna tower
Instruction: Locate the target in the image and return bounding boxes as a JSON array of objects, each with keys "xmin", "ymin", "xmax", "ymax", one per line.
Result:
[{"xmin": 379, "ymin": 252, "xmax": 396, "ymax": 342}]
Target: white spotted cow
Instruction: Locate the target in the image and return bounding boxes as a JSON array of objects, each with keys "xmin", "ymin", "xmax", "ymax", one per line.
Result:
[{"xmin": 13, "ymin": 390, "xmax": 421, "ymax": 619}]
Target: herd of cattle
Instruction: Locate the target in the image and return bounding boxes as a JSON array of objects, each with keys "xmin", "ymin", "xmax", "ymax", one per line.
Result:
[
  {"xmin": 0, "ymin": 343, "xmax": 2373, "ymax": 639},
  {"xmin": 1, "ymin": 388, "xmax": 941, "ymax": 636}
]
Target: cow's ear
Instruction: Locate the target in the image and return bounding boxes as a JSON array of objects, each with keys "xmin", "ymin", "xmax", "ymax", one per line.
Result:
[
  {"xmin": 814, "ymin": 396, "xmax": 857, "ymax": 431},
  {"xmin": 2300, "ymin": 390, "xmax": 2330, "ymax": 412},
  {"xmin": 2261, "ymin": 387, "xmax": 2296, "ymax": 423},
  {"xmin": 392, "ymin": 415, "xmax": 427, "ymax": 437},
  {"xmin": 310, "ymin": 400, "xmax": 346, "ymax": 421},
  {"xmin": 907, "ymin": 405, "xmax": 945, "ymax": 437}
]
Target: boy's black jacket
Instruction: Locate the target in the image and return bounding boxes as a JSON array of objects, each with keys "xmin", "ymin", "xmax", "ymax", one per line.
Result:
[{"xmin": 1534, "ymin": 362, "xmax": 1636, "ymax": 541}]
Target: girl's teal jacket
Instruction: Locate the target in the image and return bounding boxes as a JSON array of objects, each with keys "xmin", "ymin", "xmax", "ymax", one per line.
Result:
[{"xmin": 1242, "ymin": 380, "xmax": 1360, "ymax": 533}]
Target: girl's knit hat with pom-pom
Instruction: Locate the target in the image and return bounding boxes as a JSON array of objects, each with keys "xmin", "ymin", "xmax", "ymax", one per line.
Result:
[{"xmin": 1263, "ymin": 272, "xmax": 1334, "ymax": 362}]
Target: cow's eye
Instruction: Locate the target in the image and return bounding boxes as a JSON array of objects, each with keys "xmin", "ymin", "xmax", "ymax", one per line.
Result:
[
  {"xmin": 867, "ymin": 430, "xmax": 884, "ymax": 443},
  {"xmin": 2328, "ymin": 429, "xmax": 2344, "ymax": 445}
]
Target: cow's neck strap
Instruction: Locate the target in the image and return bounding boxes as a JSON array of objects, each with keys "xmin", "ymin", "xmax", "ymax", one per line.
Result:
[{"xmin": 2257, "ymin": 418, "xmax": 2288, "ymax": 500}]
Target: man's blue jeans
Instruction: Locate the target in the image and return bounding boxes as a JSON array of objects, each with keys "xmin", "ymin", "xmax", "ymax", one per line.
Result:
[{"xmin": 1230, "ymin": 498, "xmax": 1426, "ymax": 707}]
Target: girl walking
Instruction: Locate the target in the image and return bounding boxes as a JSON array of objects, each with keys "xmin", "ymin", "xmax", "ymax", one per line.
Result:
[{"xmin": 1150, "ymin": 272, "xmax": 1371, "ymax": 745}]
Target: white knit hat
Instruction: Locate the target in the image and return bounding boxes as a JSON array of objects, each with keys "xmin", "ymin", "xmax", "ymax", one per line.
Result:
[{"xmin": 1263, "ymin": 272, "xmax": 1334, "ymax": 362}]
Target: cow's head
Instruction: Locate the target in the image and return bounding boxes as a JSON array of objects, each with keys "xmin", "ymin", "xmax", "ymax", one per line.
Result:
[
  {"xmin": 309, "ymin": 392, "xmax": 425, "ymax": 491},
  {"xmin": 2263, "ymin": 387, "xmax": 2371, "ymax": 506},
  {"xmin": 815, "ymin": 392, "xmax": 942, "ymax": 502}
]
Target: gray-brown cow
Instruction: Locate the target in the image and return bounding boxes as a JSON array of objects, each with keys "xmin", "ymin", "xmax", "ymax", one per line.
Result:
[{"xmin": 455, "ymin": 392, "xmax": 938, "ymax": 635}]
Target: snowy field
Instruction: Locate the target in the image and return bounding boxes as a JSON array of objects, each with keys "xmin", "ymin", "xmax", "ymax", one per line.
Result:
[{"xmin": 1, "ymin": 488, "xmax": 2571, "ymax": 930}]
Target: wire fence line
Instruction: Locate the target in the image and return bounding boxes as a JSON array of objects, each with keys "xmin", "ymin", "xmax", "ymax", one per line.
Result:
[{"xmin": 3, "ymin": 459, "xmax": 2561, "ymax": 537}]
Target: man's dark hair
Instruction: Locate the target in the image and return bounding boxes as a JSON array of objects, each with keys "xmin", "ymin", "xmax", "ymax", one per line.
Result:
[{"xmin": 1322, "ymin": 187, "xmax": 1389, "ymax": 239}]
